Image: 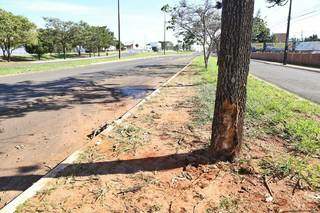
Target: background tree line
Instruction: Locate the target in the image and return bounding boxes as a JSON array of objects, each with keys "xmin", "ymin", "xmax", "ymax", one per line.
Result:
[{"xmin": 0, "ymin": 9, "xmax": 116, "ymax": 62}]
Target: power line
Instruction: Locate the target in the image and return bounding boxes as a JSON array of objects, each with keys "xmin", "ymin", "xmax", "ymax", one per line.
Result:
[
  {"xmin": 291, "ymin": 11, "xmax": 320, "ymax": 23},
  {"xmin": 270, "ymin": 5, "xmax": 320, "ymax": 28}
]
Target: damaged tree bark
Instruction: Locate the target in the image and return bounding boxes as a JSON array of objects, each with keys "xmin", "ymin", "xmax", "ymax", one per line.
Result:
[{"xmin": 210, "ymin": 0, "xmax": 255, "ymax": 161}]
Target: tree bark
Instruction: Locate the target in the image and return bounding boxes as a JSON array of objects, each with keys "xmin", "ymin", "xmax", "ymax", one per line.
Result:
[
  {"xmin": 6, "ymin": 42, "xmax": 11, "ymax": 62},
  {"xmin": 203, "ymin": 43, "xmax": 208, "ymax": 69},
  {"xmin": 210, "ymin": 0, "xmax": 254, "ymax": 161},
  {"xmin": 63, "ymin": 46, "xmax": 66, "ymax": 60},
  {"xmin": 7, "ymin": 51, "xmax": 11, "ymax": 62}
]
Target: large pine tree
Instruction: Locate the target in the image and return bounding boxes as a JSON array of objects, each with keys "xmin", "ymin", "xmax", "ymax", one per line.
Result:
[{"xmin": 210, "ymin": 0, "xmax": 255, "ymax": 161}]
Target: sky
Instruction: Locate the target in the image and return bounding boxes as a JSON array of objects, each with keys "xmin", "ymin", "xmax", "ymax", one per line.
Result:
[{"xmin": 0, "ymin": 0, "xmax": 320, "ymax": 45}]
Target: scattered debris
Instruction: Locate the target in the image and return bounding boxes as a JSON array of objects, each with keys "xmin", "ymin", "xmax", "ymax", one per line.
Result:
[
  {"xmin": 263, "ymin": 176, "xmax": 274, "ymax": 198},
  {"xmin": 117, "ymin": 184, "xmax": 144, "ymax": 195},
  {"xmin": 265, "ymin": 194, "xmax": 273, "ymax": 203},
  {"xmin": 15, "ymin": 145, "xmax": 25, "ymax": 150}
]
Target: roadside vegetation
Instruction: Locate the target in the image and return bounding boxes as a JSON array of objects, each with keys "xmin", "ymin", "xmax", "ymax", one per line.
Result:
[
  {"xmin": 0, "ymin": 51, "xmax": 118, "ymax": 62},
  {"xmin": 0, "ymin": 51, "xmax": 186, "ymax": 76},
  {"xmin": 0, "ymin": 9, "xmax": 116, "ymax": 62},
  {"xmin": 193, "ymin": 56, "xmax": 320, "ymax": 189}
]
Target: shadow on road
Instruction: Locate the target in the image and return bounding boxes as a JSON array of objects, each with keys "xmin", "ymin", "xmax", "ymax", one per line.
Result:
[{"xmin": 0, "ymin": 64, "xmax": 185, "ymax": 119}]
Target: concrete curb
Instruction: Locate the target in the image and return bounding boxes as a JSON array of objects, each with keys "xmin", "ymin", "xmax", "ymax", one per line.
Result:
[
  {"xmin": 252, "ymin": 59, "xmax": 320, "ymax": 74},
  {"xmin": 0, "ymin": 57, "xmax": 194, "ymax": 213}
]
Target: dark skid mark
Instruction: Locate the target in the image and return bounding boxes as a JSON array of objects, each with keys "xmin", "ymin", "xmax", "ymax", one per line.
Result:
[{"xmin": 119, "ymin": 86, "xmax": 155, "ymax": 99}]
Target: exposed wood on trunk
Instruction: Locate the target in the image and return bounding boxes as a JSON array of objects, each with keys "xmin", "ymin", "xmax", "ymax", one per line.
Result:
[{"xmin": 210, "ymin": 0, "xmax": 255, "ymax": 161}]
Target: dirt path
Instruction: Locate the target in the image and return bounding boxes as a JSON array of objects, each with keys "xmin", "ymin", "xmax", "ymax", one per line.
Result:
[
  {"xmin": 0, "ymin": 55, "xmax": 194, "ymax": 208},
  {"xmin": 13, "ymin": 62, "xmax": 319, "ymax": 212}
]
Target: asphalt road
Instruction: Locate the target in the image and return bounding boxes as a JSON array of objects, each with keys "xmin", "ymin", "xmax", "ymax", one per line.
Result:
[
  {"xmin": 250, "ymin": 60, "xmax": 320, "ymax": 104},
  {"xmin": 0, "ymin": 54, "xmax": 194, "ymax": 207}
]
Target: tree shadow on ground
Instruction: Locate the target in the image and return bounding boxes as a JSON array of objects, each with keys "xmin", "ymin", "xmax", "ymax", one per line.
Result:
[
  {"xmin": 0, "ymin": 148, "xmax": 213, "ymax": 191},
  {"xmin": 0, "ymin": 63, "xmax": 187, "ymax": 119}
]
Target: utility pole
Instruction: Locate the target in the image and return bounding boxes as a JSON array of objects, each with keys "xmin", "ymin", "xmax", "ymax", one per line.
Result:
[
  {"xmin": 283, "ymin": 0, "xmax": 293, "ymax": 65},
  {"xmin": 118, "ymin": 0, "xmax": 121, "ymax": 59},
  {"xmin": 163, "ymin": 11, "xmax": 166, "ymax": 55}
]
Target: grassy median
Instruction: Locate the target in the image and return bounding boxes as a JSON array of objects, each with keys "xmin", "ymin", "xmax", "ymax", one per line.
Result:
[{"xmin": 0, "ymin": 51, "xmax": 190, "ymax": 76}]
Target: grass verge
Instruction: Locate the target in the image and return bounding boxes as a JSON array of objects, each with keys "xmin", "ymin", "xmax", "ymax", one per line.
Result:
[
  {"xmin": 0, "ymin": 51, "xmax": 190, "ymax": 76},
  {"xmin": 192, "ymin": 56, "xmax": 320, "ymax": 189},
  {"xmin": 193, "ymin": 57, "xmax": 320, "ymax": 155}
]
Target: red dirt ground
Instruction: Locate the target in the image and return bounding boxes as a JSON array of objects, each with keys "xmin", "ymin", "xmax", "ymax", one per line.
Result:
[{"xmin": 16, "ymin": 68, "xmax": 320, "ymax": 212}]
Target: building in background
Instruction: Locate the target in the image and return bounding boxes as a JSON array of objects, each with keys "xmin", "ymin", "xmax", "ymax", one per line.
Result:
[
  {"xmin": 295, "ymin": 41, "xmax": 320, "ymax": 53},
  {"xmin": 272, "ymin": 33, "xmax": 287, "ymax": 43}
]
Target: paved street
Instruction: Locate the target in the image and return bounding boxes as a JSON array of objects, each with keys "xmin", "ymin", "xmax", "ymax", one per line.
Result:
[
  {"xmin": 0, "ymin": 54, "xmax": 194, "ymax": 207},
  {"xmin": 250, "ymin": 60, "xmax": 320, "ymax": 104}
]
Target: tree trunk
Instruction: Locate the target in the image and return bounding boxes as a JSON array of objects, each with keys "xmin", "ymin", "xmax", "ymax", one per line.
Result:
[
  {"xmin": 203, "ymin": 43, "xmax": 208, "ymax": 69},
  {"xmin": 210, "ymin": 0, "xmax": 254, "ymax": 161},
  {"xmin": 7, "ymin": 50, "xmax": 11, "ymax": 62},
  {"xmin": 6, "ymin": 42, "xmax": 11, "ymax": 62},
  {"xmin": 202, "ymin": 14, "xmax": 208, "ymax": 69},
  {"xmin": 7, "ymin": 53, "xmax": 11, "ymax": 62},
  {"xmin": 63, "ymin": 46, "xmax": 66, "ymax": 60}
]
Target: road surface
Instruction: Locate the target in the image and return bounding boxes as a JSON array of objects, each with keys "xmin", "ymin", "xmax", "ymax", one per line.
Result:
[
  {"xmin": 250, "ymin": 60, "xmax": 320, "ymax": 104},
  {"xmin": 0, "ymin": 54, "xmax": 194, "ymax": 208}
]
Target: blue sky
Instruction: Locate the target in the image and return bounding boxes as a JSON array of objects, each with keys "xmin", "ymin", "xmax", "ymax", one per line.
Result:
[{"xmin": 1, "ymin": 0, "xmax": 320, "ymax": 44}]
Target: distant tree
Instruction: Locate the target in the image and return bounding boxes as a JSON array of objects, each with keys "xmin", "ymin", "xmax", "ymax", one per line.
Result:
[
  {"xmin": 0, "ymin": 9, "xmax": 36, "ymax": 61},
  {"xmin": 93, "ymin": 26, "xmax": 114, "ymax": 56},
  {"xmin": 183, "ymin": 32, "xmax": 196, "ymax": 51},
  {"xmin": 73, "ymin": 21, "xmax": 91, "ymax": 56},
  {"xmin": 39, "ymin": 29, "xmax": 55, "ymax": 55},
  {"xmin": 252, "ymin": 10, "xmax": 271, "ymax": 50},
  {"xmin": 25, "ymin": 29, "xmax": 50, "ymax": 60},
  {"xmin": 159, "ymin": 41, "xmax": 174, "ymax": 50},
  {"xmin": 304, "ymin": 34, "xmax": 320, "ymax": 42},
  {"xmin": 43, "ymin": 17, "xmax": 78, "ymax": 59},
  {"xmin": 166, "ymin": 0, "xmax": 221, "ymax": 69},
  {"xmin": 135, "ymin": 44, "xmax": 139, "ymax": 48},
  {"xmin": 82, "ymin": 26, "xmax": 114, "ymax": 57}
]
